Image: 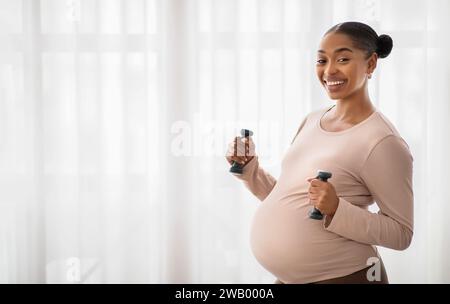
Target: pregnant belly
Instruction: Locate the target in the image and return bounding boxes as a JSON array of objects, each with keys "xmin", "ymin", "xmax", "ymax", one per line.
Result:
[{"xmin": 250, "ymin": 196, "xmax": 376, "ymax": 283}]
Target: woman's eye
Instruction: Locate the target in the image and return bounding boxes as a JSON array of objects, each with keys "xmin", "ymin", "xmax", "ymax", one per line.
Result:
[{"xmin": 316, "ymin": 58, "xmax": 348, "ymax": 64}]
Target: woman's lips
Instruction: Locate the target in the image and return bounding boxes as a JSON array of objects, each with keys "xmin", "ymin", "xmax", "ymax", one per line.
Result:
[{"xmin": 325, "ymin": 80, "xmax": 347, "ymax": 93}]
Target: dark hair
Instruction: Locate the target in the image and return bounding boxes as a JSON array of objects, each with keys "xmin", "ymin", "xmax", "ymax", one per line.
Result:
[{"xmin": 324, "ymin": 21, "xmax": 393, "ymax": 59}]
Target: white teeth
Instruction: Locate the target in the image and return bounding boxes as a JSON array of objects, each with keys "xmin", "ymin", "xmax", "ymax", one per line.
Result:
[{"xmin": 326, "ymin": 80, "xmax": 345, "ymax": 86}]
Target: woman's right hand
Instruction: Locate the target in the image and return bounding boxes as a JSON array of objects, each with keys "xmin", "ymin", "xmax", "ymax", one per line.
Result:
[{"xmin": 225, "ymin": 136, "xmax": 256, "ymax": 167}]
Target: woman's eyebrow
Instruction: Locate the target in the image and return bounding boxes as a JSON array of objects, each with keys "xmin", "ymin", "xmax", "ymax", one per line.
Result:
[{"xmin": 317, "ymin": 47, "xmax": 353, "ymax": 54}]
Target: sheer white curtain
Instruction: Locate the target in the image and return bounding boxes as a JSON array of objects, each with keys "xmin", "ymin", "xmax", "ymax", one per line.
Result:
[{"xmin": 0, "ymin": 0, "xmax": 449, "ymax": 283}]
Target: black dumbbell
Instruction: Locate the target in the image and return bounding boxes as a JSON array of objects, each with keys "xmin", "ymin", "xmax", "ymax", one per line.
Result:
[
  {"xmin": 229, "ymin": 129, "xmax": 254, "ymax": 174},
  {"xmin": 308, "ymin": 170, "xmax": 333, "ymax": 220}
]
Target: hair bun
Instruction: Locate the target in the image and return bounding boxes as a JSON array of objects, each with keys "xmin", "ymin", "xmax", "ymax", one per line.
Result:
[{"xmin": 377, "ymin": 34, "xmax": 393, "ymax": 58}]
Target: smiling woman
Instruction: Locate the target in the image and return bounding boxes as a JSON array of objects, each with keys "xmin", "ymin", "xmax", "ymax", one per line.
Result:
[
  {"xmin": 315, "ymin": 22, "xmax": 392, "ymax": 130},
  {"xmin": 229, "ymin": 21, "xmax": 414, "ymax": 284},
  {"xmin": 316, "ymin": 22, "xmax": 392, "ymax": 103}
]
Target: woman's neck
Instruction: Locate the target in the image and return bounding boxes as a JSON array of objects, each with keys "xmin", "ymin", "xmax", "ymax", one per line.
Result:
[{"xmin": 331, "ymin": 87, "xmax": 375, "ymax": 123}]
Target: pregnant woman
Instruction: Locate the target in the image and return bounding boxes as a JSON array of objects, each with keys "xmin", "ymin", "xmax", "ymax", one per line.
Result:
[{"xmin": 225, "ymin": 21, "xmax": 414, "ymax": 284}]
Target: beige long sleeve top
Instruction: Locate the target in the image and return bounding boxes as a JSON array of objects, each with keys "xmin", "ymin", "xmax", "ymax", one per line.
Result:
[{"xmin": 233, "ymin": 105, "xmax": 414, "ymax": 283}]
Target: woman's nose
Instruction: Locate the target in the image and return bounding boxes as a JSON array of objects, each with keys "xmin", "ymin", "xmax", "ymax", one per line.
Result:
[{"xmin": 324, "ymin": 62, "xmax": 338, "ymax": 75}]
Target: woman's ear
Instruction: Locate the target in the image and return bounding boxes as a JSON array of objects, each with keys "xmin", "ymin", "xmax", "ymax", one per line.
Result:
[{"xmin": 367, "ymin": 52, "xmax": 378, "ymax": 75}]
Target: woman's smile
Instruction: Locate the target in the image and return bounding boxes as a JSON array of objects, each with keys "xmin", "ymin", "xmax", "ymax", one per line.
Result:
[{"xmin": 324, "ymin": 79, "xmax": 347, "ymax": 93}]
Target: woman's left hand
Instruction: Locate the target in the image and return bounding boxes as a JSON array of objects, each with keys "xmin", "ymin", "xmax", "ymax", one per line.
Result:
[{"xmin": 306, "ymin": 177, "xmax": 339, "ymax": 217}]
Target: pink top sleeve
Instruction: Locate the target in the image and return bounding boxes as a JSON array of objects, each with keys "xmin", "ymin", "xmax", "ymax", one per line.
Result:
[
  {"xmin": 324, "ymin": 135, "xmax": 414, "ymax": 250},
  {"xmin": 233, "ymin": 156, "xmax": 277, "ymax": 201},
  {"xmin": 233, "ymin": 116, "xmax": 309, "ymax": 202}
]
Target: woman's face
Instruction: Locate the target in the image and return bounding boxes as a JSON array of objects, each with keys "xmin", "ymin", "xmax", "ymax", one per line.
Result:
[{"xmin": 316, "ymin": 32, "xmax": 377, "ymax": 100}]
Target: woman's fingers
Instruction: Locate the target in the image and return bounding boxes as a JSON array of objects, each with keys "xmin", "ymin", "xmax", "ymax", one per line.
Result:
[
  {"xmin": 227, "ymin": 147, "xmax": 246, "ymax": 159},
  {"xmin": 228, "ymin": 144, "xmax": 246, "ymax": 156},
  {"xmin": 225, "ymin": 136, "xmax": 256, "ymax": 166},
  {"xmin": 309, "ymin": 193, "xmax": 319, "ymax": 200},
  {"xmin": 227, "ymin": 141, "xmax": 252, "ymax": 157},
  {"xmin": 236, "ymin": 136, "xmax": 255, "ymax": 148},
  {"xmin": 225, "ymin": 149, "xmax": 247, "ymax": 163},
  {"xmin": 227, "ymin": 156, "xmax": 247, "ymax": 165},
  {"xmin": 225, "ymin": 155, "xmax": 237, "ymax": 165}
]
